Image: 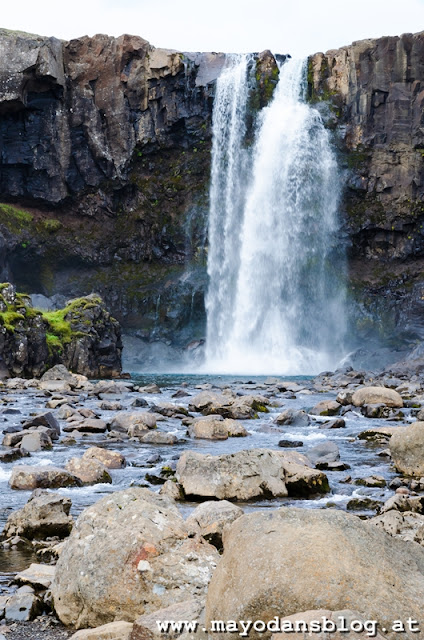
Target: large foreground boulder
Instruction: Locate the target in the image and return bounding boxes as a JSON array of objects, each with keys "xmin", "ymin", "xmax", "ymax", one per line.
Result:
[
  {"xmin": 351, "ymin": 386, "xmax": 403, "ymax": 408},
  {"xmin": 390, "ymin": 422, "xmax": 424, "ymax": 476},
  {"xmin": 2, "ymin": 490, "xmax": 73, "ymax": 540},
  {"xmin": 272, "ymin": 610, "xmax": 387, "ymax": 639},
  {"xmin": 205, "ymin": 508, "xmax": 424, "ymax": 640},
  {"xmin": 176, "ymin": 449, "xmax": 329, "ymax": 500},
  {"xmin": 51, "ymin": 488, "xmax": 219, "ymax": 629},
  {"xmin": 69, "ymin": 621, "xmax": 133, "ymax": 640},
  {"xmin": 184, "ymin": 501, "xmax": 244, "ymax": 549}
]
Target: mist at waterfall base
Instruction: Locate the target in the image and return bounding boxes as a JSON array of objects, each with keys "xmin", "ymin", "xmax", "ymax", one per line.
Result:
[{"xmin": 201, "ymin": 56, "xmax": 347, "ymax": 376}]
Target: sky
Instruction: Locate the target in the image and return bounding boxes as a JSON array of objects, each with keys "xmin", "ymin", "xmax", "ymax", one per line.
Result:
[{"xmin": 2, "ymin": 0, "xmax": 424, "ymax": 57}]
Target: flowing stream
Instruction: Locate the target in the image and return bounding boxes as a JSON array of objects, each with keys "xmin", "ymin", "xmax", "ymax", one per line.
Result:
[{"xmin": 205, "ymin": 56, "xmax": 346, "ymax": 375}]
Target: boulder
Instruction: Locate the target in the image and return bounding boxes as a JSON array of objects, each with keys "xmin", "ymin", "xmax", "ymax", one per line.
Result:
[
  {"xmin": 336, "ymin": 390, "xmax": 354, "ymax": 405},
  {"xmin": 110, "ymin": 413, "xmax": 157, "ymax": 433},
  {"xmin": 39, "ymin": 380, "xmax": 72, "ymax": 393},
  {"xmin": 66, "ymin": 457, "xmax": 112, "ymax": 485},
  {"xmin": 2, "ymin": 490, "xmax": 73, "ymax": 539},
  {"xmin": 390, "ymin": 422, "xmax": 424, "ymax": 476},
  {"xmin": 5, "ymin": 591, "xmax": 42, "ymax": 622},
  {"xmin": 309, "ymin": 400, "xmax": 341, "ymax": 416},
  {"xmin": 319, "ymin": 418, "xmax": 346, "ymax": 429},
  {"xmin": 82, "ymin": 446, "xmax": 126, "ymax": 469},
  {"xmin": 188, "ymin": 416, "xmax": 247, "ymax": 439},
  {"xmin": 160, "ymin": 480, "xmax": 184, "ymax": 501},
  {"xmin": 272, "ymin": 609, "xmax": 388, "ymax": 639},
  {"xmin": 275, "ymin": 409, "xmax": 309, "ymax": 426},
  {"xmin": 130, "ymin": 397, "xmax": 149, "ymax": 408},
  {"xmin": 379, "ymin": 494, "xmax": 424, "ymax": 514},
  {"xmin": 355, "ymin": 475, "xmax": 386, "ymax": 488},
  {"xmin": 223, "ymin": 419, "xmax": 248, "ymax": 436},
  {"xmin": 41, "ymin": 364, "xmax": 78, "ymax": 386},
  {"xmin": 307, "ymin": 442, "xmax": 340, "ymax": 466},
  {"xmin": 131, "ymin": 599, "xmax": 204, "ymax": 640},
  {"xmin": 9, "ymin": 465, "xmax": 82, "ymax": 490},
  {"xmin": 138, "ymin": 384, "xmax": 161, "ymax": 394},
  {"xmin": 93, "ymin": 381, "xmax": 128, "ymax": 396},
  {"xmin": 351, "ymin": 386, "xmax": 403, "ymax": 408},
  {"xmin": 2, "ymin": 431, "xmax": 26, "ymax": 447},
  {"xmin": 150, "ymin": 402, "xmax": 189, "ymax": 418},
  {"xmin": 22, "ymin": 411, "xmax": 60, "ymax": 435},
  {"xmin": 362, "ymin": 403, "xmax": 391, "ymax": 418},
  {"xmin": 188, "ymin": 417, "xmax": 229, "ymax": 440},
  {"xmin": 57, "ymin": 404, "xmax": 78, "ymax": 419},
  {"xmin": 139, "ymin": 432, "xmax": 178, "ymax": 445},
  {"xmin": 176, "ymin": 449, "xmax": 329, "ymax": 500},
  {"xmin": 14, "ymin": 563, "xmax": 56, "ymax": 589},
  {"xmin": 68, "ymin": 418, "xmax": 108, "ymax": 433},
  {"xmin": 51, "ymin": 488, "xmax": 219, "ymax": 628},
  {"xmin": 20, "ymin": 431, "xmax": 53, "ymax": 452},
  {"xmin": 369, "ymin": 510, "xmax": 424, "ymax": 545},
  {"xmin": 357, "ymin": 426, "xmax": 407, "ymax": 441},
  {"xmin": 0, "ymin": 447, "xmax": 29, "ymax": 462},
  {"xmin": 101, "ymin": 401, "xmax": 124, "ymax": 411},
  {"xmin": 188, "ymin": 392, "xmax": 269, "ymax": 420},
  {"xmin": 184, "ymin": 501, "xmax": 243, "ymax": 548},
  {"xmin": 205, "ymin": 508, "xmax": 424, "ymax": 640},
  {"xmin": 69, "ymin": 622, "xmax": 134, "ymax": 640},
  {"xmin": 188, "ymin": 392, "xmax": 227, "ymax": 413}
]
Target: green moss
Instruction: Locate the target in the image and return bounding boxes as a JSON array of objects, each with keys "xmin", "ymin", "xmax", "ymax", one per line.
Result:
[
  {"xmin": 0, "ymin": 203, "xmax": 33, "ymax": 233},
  {"xmin": 39, "ymin": 218, "xmax": 62, "ymax": 233},
  {"xmin": 42, "ymin": 310, "xmax": 72, "ymax": 344},
  {"xmin": 40, "ymin": 296, "xmax": 103, "ymax": 346},
  {"xmin": 0, "ymin": 310, "xmax": 25, "ymax": 331},
  {"xmin": 46, "ymin": 332, "xmax": 64, "ymax": 358}
]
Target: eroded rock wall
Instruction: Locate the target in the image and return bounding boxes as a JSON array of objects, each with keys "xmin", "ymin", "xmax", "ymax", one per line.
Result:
[
  {"xmin": 309, "ymin": 32, "xmax": 424, "ymax": 348},
  {"xmin": 0, "ymin": 30, "xmax": 279, "ymax": 351}
]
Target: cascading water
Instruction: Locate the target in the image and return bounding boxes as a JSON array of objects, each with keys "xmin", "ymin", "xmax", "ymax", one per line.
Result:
[{"xmin": 204, "ymin": 56, "xmax": 346, "ymax": 375}]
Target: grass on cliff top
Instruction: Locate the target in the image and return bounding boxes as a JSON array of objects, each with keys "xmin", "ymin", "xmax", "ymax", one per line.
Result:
[{"xmin": 0, "ymin": 28, "xmax": 42, "ymax": 38}]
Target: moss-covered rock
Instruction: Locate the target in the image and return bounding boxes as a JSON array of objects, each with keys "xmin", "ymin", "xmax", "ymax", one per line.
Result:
[{"xmin": 0, "ymin": 284, "xmax": 122, "ymax": 378}]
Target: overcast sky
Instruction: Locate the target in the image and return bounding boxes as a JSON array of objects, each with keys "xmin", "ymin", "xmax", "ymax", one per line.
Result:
[{"xmin": 3, "ymin": 0, "xmax": 424, "ymax": 57}]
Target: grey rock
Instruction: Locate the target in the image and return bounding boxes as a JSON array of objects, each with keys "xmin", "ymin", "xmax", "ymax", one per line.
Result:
[
  {"xmin": 205, "ymin": 507, "xmax": 424, "ymax": 640},
  {"xmin": 2, "ymin": 490, "xmax": 73, "ymax": 539}
]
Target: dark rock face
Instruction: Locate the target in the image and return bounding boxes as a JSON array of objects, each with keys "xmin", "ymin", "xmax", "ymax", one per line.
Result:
[
  {"xmin": 309, "ymin": 33, "xmax": 424, "ymax": 349},
  {"xmin": 0, "ymin": 283, "xmax": 122, "ymax": 378},
  {"xmin": 0, "ymin": 31, "xmax": 280, "ymax": 349}
]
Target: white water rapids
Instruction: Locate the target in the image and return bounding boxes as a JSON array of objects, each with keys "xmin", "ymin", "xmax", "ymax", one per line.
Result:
[{"xmin": 204, "ymin": 55, "xmax": 346, "ymax": 375}]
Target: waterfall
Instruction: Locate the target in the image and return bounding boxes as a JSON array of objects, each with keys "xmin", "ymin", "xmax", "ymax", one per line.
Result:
[{"xmin": 204, "ymin": 55, "xmax": 346, "ymax": 375}]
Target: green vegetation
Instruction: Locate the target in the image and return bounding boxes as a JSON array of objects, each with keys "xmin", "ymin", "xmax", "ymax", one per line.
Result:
[
  {"xmin": 39, "ymin": 218, "xmax": 62, "ymax": 233},
  {"xmin": 0, "ymin": 289, "xmax": 101, "ymax": 360},
  {"xmin": 42, "ymin": 309, "xmax": 72, "ymax": 344},
  {"xmin": 0, "ymin": 203, "xmax": 33, "ymax": 232}
]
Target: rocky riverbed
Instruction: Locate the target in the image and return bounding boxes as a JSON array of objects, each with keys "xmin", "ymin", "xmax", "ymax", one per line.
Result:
[{"xmin": 1, "ymin": 364, "xmax": 424, "ymax": 638}]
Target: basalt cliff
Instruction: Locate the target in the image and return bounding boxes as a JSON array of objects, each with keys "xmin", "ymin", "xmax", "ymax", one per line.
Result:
[
  {"xmin": 1, "ymin": 28, "xmax": 424, "ymax": 366},
  {"xmin": 309, "ymin": 32, "xmax": 424, "ymax": 357},
  {"xmin": 0, "ymin": 30, "xmax": 280, "ymax": 367}
]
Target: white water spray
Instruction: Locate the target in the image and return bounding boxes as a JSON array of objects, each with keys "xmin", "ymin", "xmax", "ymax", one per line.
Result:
[{"xmin": 205, "ymin": 56, "xmax": 346, "ymax": 375}]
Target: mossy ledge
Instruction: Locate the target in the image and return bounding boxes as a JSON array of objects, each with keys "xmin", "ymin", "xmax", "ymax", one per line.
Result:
[{"xmin": 0, "ymin": 284, "xmax": 122, "ymax": 379}]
